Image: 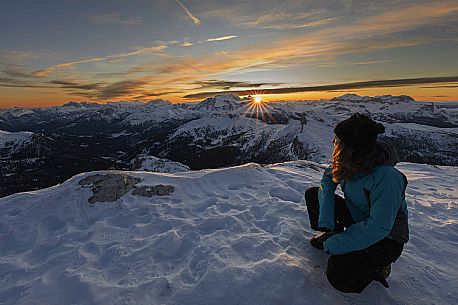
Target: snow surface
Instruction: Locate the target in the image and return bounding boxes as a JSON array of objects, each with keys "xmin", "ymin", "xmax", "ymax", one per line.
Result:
[
  {"xmin": 0, "ymin": 130, "xmax": 33, "ymax": 153},
  {"xmin": 132, "ymin": 155, "xmax": 190, "ymax": 173},
  {"xmin": 0, "ymin": 161, "xmax": 457, "ymax": 304}
]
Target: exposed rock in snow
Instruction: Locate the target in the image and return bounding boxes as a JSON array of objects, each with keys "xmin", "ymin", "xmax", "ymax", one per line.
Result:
[
  {"xmin": 77, "ymin": 173, "xmax": 175, "ymax": 202},
  {"xmin": 132, "ymin": 184, "xmax": 175, "ymax": 197},
  {"xmin": 78, "ymin": 173, "xmax": 141, "ymax": 203}
]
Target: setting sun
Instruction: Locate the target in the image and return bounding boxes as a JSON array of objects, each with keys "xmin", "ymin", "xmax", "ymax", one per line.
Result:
[{"xmin": 253, "ymin": 95, "xmax": 263, "ymax": 104}]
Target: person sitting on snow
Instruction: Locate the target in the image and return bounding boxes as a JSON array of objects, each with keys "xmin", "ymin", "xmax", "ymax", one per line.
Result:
[{"xmin": 304, "ymin": 113, "xmax": 409, "ymax": 293}]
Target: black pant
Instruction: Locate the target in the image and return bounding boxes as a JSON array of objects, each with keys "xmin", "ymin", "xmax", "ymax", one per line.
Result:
[{"xmin": 304, "ymin": 186, "xmax": 404, "ymax": 293}]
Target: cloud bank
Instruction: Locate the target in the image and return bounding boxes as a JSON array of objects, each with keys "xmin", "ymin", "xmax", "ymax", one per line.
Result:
[{"xmin": 183, "ymin": 76, "xmax": 458, "ymax": 99}]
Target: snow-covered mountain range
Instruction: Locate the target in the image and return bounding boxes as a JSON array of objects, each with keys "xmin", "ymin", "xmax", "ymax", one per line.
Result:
[
  {"xmin": 1, "ymin": 94, "xmax": 457, "ymax": 197},
  {"xmin": 0, "ymin": 160, "xmax": 456, "ymax": 304}
]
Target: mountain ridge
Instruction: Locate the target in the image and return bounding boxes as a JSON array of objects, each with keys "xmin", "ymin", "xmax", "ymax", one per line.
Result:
[{"xmin": 1, "ymin": 93, "xmax": 457, "ymax": 197}]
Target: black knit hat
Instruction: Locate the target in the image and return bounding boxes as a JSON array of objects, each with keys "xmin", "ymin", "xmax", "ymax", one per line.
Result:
[{"xmin": 334, "ymin": 113, "xmax": 385, "ymax": 151}]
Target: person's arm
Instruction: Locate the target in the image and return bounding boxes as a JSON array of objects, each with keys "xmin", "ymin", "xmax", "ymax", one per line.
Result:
[
  {"xmin": 317, "ymin": 165, "xmax": 338, "ymax": 231},
  {"xmin": 323, "ymin": 167, "xmax": 404, "ymax": 255}
]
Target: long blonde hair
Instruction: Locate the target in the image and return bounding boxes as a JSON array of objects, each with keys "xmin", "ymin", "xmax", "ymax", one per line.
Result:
[
  {"xmin": 331, "ymin": 139, "xmax": 399, "ymax": 183},
  {"xmin": 331, "ymin": 141, "xmax": 358, "ymax": 183}
]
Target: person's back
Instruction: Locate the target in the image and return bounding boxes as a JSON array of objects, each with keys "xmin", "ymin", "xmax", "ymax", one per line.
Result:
[
  {"xmin": 304, "ymin": 113, "xmax": 409, "ymax": 293},
  {"xmin": 341, "ymin": 165, "xmax": 408, "ymax": 227}
]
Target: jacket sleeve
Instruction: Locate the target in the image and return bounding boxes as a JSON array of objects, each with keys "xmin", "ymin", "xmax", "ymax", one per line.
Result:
[
  {"xmin": 323, "ymin": 167, "xmax": 404, "ymax": 255},
  {"xmin": 317, "ymin": 165, "xmax": 338, "ymax": 231}
]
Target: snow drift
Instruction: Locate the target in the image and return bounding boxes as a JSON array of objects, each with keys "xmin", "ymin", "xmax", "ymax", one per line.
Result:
[{"xmin": 0, "ymin": 161, "xmax": 457, "ymax": 304}]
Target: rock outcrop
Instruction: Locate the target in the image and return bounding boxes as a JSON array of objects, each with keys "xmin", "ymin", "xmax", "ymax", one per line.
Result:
[
  {"xmin": 79, "ymin": 173, "xmax": 176, "ymax": 203},
  {"xmin": 79, "ymin": 173, "xmax": 141, "ymax": 203}
]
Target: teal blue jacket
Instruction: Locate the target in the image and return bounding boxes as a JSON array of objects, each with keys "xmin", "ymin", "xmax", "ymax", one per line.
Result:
[{"xmin": 318, "ymin": 165, "xmax": 409, "ymax": 255}]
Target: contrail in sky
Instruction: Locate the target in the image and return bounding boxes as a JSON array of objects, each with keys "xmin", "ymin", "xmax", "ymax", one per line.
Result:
[{"xmin": 175, "ymin": 0, "xmax": 201, "ymax": 25}]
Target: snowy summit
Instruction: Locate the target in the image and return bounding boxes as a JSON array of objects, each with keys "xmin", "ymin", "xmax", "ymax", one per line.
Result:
[{"xmin": 0, "ymin": 161, "xmax": 456, "ymax": 304}]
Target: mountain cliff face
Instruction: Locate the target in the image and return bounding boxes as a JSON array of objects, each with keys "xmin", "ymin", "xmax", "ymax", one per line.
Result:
[
  {"xmin": 0, "ymin": 131, "xmax": 117, "ymax": 197},
  {"xmin": 1, "ymin": 94, "xmax": 457, "ymax": 197}
]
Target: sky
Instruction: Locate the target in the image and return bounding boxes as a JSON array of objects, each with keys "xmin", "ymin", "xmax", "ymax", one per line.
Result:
[{"xmin": 0, "ymin": 0, "xmax": 457, "ymax": 108}]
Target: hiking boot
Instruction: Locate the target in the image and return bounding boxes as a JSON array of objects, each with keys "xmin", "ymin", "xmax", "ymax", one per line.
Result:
[
  {"xmin": 374, "ymin": 264, "xmax": 391, "ymax": 288},
  {"xmin": 310, "ymin": 232, "xmax": 334, "ymax": 250}
]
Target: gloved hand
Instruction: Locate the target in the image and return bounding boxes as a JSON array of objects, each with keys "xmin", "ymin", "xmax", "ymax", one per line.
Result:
[
  {"xmin": 310, "ymin": 227, "xmax": 344, "ymax": 250},
  {"xmin": 310, "ymin": 232, "xmax": 333, "ymax": 250}
]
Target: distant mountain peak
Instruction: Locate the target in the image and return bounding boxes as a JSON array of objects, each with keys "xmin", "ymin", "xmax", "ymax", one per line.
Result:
[
  {"xmin": 145, "ymin": 99, "xmax": 172, "ymax": 107},
  {"xmin": 62, "ymin": 101, "xmax": 98, "ymax": 108},
  {"xmin": 196, "ymin": 94, "xmax": 245, "ymax": 111},
  {"xmin": 331, "ymin": 93, "xmax": 415, "ymax": 103},
  {"xmin": 331, "ymin": 93, "xmax": 368, "ymax": 101},
  {"xmin": 214, "ymin": 94, "xmax": 242, "ymax": 102}
]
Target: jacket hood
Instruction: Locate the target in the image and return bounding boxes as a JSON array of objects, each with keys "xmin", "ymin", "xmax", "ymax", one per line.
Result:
[{"xmin": 363, "ymin": 140, "xmax": 399, "ymax": 169}]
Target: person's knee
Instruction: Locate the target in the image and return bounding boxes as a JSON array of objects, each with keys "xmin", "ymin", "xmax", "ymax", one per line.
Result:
[
  {"xmin": 326, "ymin": 257, "xmax": 357, "ymax": 293},
  {"xmin": 304, "ymin": 186, "xmax": 319, "ymax": 200},
  {"xmin": 326, "ymin": 268, "xmax": 350, "ymax": 293},
  {"xmin": 305, "ymin": 186, "xmax": 320, "ymax": 230},
  {"xmin": 326, "ymin": 257, "xmax": 345, "ymax": 292}
]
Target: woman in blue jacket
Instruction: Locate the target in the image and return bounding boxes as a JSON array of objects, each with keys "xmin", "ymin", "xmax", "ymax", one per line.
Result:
[{"xmin": 304, "ymin": 113, "xmax": 409, "ymax": 293}]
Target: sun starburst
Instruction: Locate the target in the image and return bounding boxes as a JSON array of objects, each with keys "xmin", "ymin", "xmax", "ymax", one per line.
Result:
[
  {"xmin": 239, "ymin": 92, "xmax": 277, "ymax": 125},
  {"xmin": 253, "ymin": 95, "xmax": 263, "ymax": 104}
]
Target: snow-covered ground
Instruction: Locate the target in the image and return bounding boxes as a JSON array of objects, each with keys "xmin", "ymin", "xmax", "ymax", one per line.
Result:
[
  {"xmin": 0, "ymin": 130, "xmax": 33, "ymax": 149},
  {"xmin": 0, "ymin": 130, "xmax": 34, "ymax": 156},
  {"xmin": 0, "ymin": 161, "xmax": 457, "ymax": 305},
  {"xmin": 131, "ymin": 155, "xmax": 190, "ymax": 173}
]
